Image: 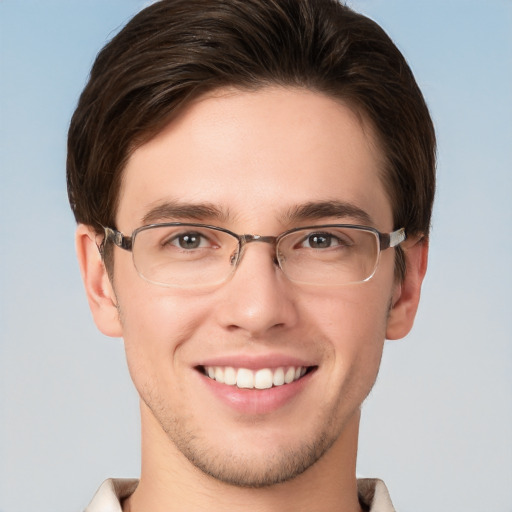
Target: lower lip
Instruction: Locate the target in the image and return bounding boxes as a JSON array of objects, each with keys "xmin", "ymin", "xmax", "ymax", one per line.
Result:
[{"xmin": 198, "ymin": 370, "xmax": 315, "ymax": 415}]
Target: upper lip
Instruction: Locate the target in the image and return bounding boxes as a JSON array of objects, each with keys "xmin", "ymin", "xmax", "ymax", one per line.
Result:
[{"xmin": 194, "ymin": 353, "xmax": 317, "ymax": 370}]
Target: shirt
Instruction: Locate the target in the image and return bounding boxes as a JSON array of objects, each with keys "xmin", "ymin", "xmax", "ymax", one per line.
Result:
[{"xmin": 84, "ymin": 477, "xmax": 395, "ymax": 511}]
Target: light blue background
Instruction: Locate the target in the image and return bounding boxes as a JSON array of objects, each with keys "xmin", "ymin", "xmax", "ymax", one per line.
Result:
[{"xmin": 1, "ymin": 1, "xmax": 511, "ymax": 510}]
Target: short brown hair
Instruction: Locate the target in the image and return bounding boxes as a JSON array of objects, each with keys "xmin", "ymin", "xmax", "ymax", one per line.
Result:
[{"xmin": 67, "ymin": 0, "xmax": 436, "ymax": 277}]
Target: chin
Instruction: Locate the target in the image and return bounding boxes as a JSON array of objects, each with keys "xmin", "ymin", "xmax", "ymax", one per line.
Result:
[
  {"xmin": 177, "ymin": 434, "xmax": 335, "ymax": 488},
  {"xmin": 157, "ymin": 406, "xmax": 346, "ymax": 488}
]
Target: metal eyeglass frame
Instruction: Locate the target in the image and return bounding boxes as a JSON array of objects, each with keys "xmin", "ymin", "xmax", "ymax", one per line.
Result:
[{"xmin": 102, "ymin": 223, "xmax": 406, "ymax": 286}]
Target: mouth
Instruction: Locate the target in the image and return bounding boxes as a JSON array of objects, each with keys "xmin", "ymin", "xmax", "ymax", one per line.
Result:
[{"xmin": 197, "ymin": 365, "xmax": 316, "ymax": 390}]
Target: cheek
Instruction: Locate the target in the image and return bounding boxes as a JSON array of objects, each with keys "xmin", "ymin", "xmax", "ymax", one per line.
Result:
[
  {"xmin": 116, "ymin": 287, "xmax": 211, "ymax": 384},
  {"xmin": 304, "ymin": 283, "xmax": 391, "ymax": 339},
  {"xmin": 301, "ymin": 284, "xmax": 391, "ymax": 377}
]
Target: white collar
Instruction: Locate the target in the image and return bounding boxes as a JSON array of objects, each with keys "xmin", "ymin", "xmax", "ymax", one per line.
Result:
[{"xmin": 85, "ymin": 477, "xmax": 395, "ymax": 511}]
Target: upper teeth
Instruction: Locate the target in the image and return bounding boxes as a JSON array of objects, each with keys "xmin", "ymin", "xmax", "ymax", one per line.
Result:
[{"xmin": 203, "ymin": 366, "xmax": 307, "ymax": 390}]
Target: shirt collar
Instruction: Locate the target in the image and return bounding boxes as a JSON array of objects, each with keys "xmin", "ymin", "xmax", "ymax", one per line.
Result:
[{"xmin": 85, "ymin": 477, "xmax": 395, "ymax": 511}]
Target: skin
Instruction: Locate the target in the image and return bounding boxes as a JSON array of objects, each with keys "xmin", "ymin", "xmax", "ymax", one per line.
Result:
[{"xmin": 76, "ymin": 87, "xmax": 428, "ymax": 511}]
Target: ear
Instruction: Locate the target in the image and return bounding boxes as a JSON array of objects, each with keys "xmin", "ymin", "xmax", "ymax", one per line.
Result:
[
  {"xmin": 386, "ymin": 236, "xmax": 429, "ymax": 340},
  {"xmin": 75, "ymin": 224, "xmax": 123, "ymax": 338}
]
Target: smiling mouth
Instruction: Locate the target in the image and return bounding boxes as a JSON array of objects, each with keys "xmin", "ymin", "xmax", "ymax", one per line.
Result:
[{"xmin": 197, "ymin": 365, "xmax": 316, "ymax": 390}]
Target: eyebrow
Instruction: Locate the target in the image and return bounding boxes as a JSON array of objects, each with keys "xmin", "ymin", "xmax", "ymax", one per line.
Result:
[
  {"xmin": 140, "ymin": 199, "xmax": 372, "ymax": 227},
  {"xmin": 284, "ymin": 200, "xmax": 373, "ymax": 225},
  {"xmin": 141, "ymin": 200, "xmax": 231, "ymax": 225}
]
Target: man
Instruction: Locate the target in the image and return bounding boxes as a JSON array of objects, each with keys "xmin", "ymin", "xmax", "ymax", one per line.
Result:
[{"xmin": 67, "ymin": 0, "xmax": 435, "ymax": 510}]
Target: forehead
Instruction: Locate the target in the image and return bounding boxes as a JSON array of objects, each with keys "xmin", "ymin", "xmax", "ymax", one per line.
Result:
[{"xmin": 117, "ymin": 86, "xmax": 392, "ymax": 231}]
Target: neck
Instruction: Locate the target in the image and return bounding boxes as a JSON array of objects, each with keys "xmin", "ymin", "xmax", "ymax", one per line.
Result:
[{"xmin": 123, "ymin": 402, "xmax": 363, "ymax": 512}]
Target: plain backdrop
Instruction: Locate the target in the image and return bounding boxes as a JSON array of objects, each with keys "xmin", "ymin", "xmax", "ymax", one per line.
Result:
[{"xmin": 1, "ymin": 1, "xmax": 511, "ymax": 511}]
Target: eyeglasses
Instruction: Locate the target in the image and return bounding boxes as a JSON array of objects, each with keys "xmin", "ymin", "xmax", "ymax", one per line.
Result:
[{"xmin": 103, "ymin": 223, "xmax": 406, "ymax": 288}]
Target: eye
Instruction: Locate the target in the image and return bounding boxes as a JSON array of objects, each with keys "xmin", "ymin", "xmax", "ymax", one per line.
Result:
[
  {"xmin": 301, "ymin": 232, "xmax": 348, "ymax": 249},
  {"xmin": 167, "ymin": 231, "xmax": 212, "ymax": 250}
]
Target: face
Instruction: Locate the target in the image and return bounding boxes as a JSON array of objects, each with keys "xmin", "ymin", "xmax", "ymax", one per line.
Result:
[{"xmin": 93, "ymin": 87, "xmax": 403, "ymax": 486}]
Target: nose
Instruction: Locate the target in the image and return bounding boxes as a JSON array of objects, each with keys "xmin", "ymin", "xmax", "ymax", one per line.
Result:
[{"xmin": 216, "ymin": 241, "xmax": 299, "ymax": 337}]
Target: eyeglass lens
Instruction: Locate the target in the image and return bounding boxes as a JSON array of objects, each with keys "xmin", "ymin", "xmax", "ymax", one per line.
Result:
[{"xmin": 130, "ymin": 225, "xmax": 381, "ymax": 287}]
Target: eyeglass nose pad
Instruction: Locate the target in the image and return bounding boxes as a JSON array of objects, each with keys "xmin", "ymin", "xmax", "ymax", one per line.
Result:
[
  {"xmin": 276, "ymin": 245, "xmax": 286, "ymax": 263},
  {"xmin": 229, "ymin": 243, "xmax": 244, "ymax": 266}
]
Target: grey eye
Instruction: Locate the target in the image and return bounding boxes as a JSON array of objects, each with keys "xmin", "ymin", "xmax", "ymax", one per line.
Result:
[
  {"xmin": 165, "ymin": 232, "xmax": 208, "ymax": 250},
  {"xmin": 307, "ymin": 233, "xmax": 332, "ymax": 248},
  {"xmin": 178, "ymin": 233, "xmax": 201, "ymax": 249}
]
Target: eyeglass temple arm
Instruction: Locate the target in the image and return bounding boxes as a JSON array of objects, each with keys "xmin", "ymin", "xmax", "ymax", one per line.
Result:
[
  {"xmin": 103, "ymin": 227, "xmax": 133, "ymax": 251},
  {"xmin": 379, "ymin": 228, "xmax": 406, "ymax": 250}
]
